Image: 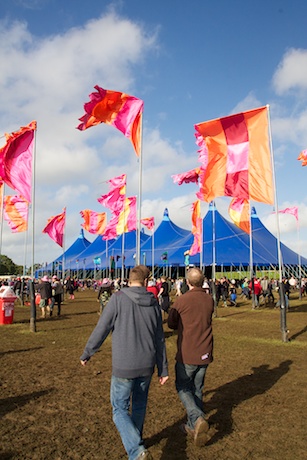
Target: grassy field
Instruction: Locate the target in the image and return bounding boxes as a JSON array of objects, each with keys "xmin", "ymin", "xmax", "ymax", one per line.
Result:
[{"xmin": 0, "ymin": 288, "xmax": 306, "ymax": 459}]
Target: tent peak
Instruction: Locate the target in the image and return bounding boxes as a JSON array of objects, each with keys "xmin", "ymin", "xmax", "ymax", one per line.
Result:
[
  {"xmin": 163, "ymin": 208, "xmax": 170, "ymax": 221},
  {"xmin": 251, "ymin": 206, "xmax": 258, "ymax": 218},
  {"xmin": 78, "ymin": 229, "xmax": 85, "ymax": 239}
]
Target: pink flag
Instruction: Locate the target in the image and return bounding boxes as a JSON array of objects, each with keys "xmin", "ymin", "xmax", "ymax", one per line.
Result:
[
  {"xmin": 3, "ymin": 195, "xmax": 29, "ymax": 233},
  {"xmin": 141, "ymin": 217, "xmax": 155, "ymax": 231},
  {"xmin": 103, "ymin": 196, "xmax": 136, "ymax": 240},
  {"xmin": 42, "ymin": 209, "xmax": 66, "ymax": 247},
  {"xmin": 98, "ymin": 174, "xmax": 126, "ymax": 213},
  {"xmin": 77, "ymin": 86, "xmax": 144, "ymax": 156},
  {"xmin": 278, "ymin": 207, "xmax": 299, "ymax": 221},
  {"xmin": 108, "ymin": 173, "xmax": 126, "ymax": 190},
  {"xmin": 189, "ymin": 200, "xmax": 202, "ymax": 256},
  {"xmin": 172, "ymin": 168, "xmax": 202, "ymax": 185},
  {"xmin": 80, "ymin": 210, "xmax": 107, "ymax": 235},
  {"xmin": 0, "ymin": 121, "xmax": 36, "ymax": 202}
]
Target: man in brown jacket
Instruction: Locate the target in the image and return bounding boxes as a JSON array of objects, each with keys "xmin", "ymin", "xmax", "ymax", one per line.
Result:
[{"xmin": 167, "ymin": 267, "xmax": 214, "ymax": 446}]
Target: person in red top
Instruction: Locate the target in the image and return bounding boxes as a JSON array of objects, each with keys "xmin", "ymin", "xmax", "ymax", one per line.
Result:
[
  {"xmin": 167, "ymin": 267, "xmax": 213, "ymax": 447},
  {"xmin": 146, "ymin": 279, "xmax": 159, "ymax": 299},
  {"xmin": 249, "ymin": 278, "xmax": 262, "ymax": 307}
]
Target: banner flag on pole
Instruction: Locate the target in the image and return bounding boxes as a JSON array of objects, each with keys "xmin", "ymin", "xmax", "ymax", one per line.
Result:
[
  {"xmin": 140, "ymin": 216, "xmax": 155, "ymax": 231},
  {"xmin": 3, "ymin": 195, "xmax": 29, "ymax": 233},
  {"xmin": 98, "ymin": 173, "xmax": 126, "ymax": 213},
  {"xmin": 189, "ymin": 200, "xmax": 202, "ymax": 256},
  {"xmin": 228, "ymin": 197, "xmax": 250, "ymax": 234},
  {"xmin": 194, "ymin": 106, "xmax": 273, "ymax": 204},
  {"xmin": 278, "ymin": 206, "xmax": 299, "ymax": 222},
  {"xmin": 0, "ymin": 121, "xmax": 36, "ymax": 202},
  {"xmin": 297, "ymin": 149, "xmax": 307, "ymax": 166},
  {"xmin": 42, "ymin": 208, "xmax": 66, "ymax": 247},
  {"xmin": 77, "ymin": 85, "xmax": 143, "ymax": 156},
  {"xmin": 80, "ymin": 210, "xmax": 107, "ymax": 235},
  {"xmin": 103, "ymin": 196, "xmax": 136, "ymax": 240}
]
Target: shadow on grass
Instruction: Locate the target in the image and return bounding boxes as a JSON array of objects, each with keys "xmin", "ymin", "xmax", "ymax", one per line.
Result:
[
  {"xmin": 289, "ymin": 325, "xmax": 307, "ymax": 341},
  {"xmin": 0, "ymin": 346, "xmax": 44, "ymax": 358},
  {"xmin": 204, "ymin": 360, "xmax": 292, "ymax": 445},
  {"xmin": 145, "ymin": 416, "xmax": 188, "ymax": 460},
  {"xmin": 0, "ymin": 389, "xmax": 53, "ymax": 418}
]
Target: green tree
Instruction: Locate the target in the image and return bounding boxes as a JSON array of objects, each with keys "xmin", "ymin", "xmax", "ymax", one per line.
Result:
[{"xmin": 0, "ymin": 254, "xmax": 22, "ymax": 275}]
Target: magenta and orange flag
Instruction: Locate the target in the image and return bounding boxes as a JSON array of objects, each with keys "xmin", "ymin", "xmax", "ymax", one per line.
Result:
[
  {"xmin": 77, "ymin": 86, "xmax": 143, "ymax": 157},
  {"xmin": 98, "ymin": 173, "xmax": 126, "ymax": 213},
  {"xmin": 140, "ymin": 217, "xmax": 155, "ymax": 231},
  {"xmin": 42, "ymin": 208, "xmax": 66, "ymax": 247},
  {"xmin": 228, "ymin": 198, "xmax": 250, "ymax": 234},
  {"xmin": 195, "ymin": 106, "xmax": 274, "ymax": 205},
  {"xmin": 80, "ymin": 210, "xmax": 107, "ymax": 235},
  {"xmin": 103, "ymin": 196, "xmax": 137, "ymax": 240},
  {"xmin": 297, "ymin": 149, "xmax": 307, "ymax": 166},
  {"xmin": 0, "ymin": 121, "xmax": 36, "ymax": 202},
  {"xmin": 3, "ymin": 195, "xmax": 29, "ymax": 233},
  {"xmin": 189, "ymin": 200, "xmax": 202, "ymax": 256}
]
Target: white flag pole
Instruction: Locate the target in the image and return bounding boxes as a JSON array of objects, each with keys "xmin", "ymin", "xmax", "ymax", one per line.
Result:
[
  {"xmin": 136, "ymin": 115, "xmax": 143, "ymax": 265},
  {"xmin": 267, "ymin": 104, "xmax": 288, "ymax": 342}
]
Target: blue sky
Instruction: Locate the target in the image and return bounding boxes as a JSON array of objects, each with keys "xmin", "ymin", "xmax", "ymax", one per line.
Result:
[{"xmin": 1, "ymin": 0, "xmax": 307, "ymax": 267}]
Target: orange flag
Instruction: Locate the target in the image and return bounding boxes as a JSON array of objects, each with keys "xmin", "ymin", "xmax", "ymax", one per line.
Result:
[
  {"xmin": 77, "ymin": 86, "xmax": 143, "ymax": 156},
  {"xmin": 195, "ymin": 106, "xmax": 273, "ymax": 205},
  {"xmin": 189, "ymin": 200, "xmax": 202, "ymax": 256},
  {"xmin": 3, "ymin": 195, "xmax": 29, "ymax": 233},
  {"xmin": 228, "ymin": 198, "xmax": 250, "ymax": 234},
  {"xmin": 80, "ymin": 210, "xmax": 107, "ymax": 235}
]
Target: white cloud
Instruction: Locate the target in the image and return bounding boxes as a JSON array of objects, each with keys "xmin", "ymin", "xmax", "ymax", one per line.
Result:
[{"xmin": 272, "ymin": 48, "xmax": 307, "ymax": 95}]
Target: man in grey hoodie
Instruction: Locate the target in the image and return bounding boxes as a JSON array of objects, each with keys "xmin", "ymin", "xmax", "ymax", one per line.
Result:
[{"xmin": 80, "ymin": 265, "xmax": 168, "ymax": 460}]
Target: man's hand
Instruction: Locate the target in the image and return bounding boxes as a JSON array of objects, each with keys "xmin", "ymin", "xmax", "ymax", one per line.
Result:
[
  {"xmin": 80, "ymin": 359, "xmax": 88, "ymax": 366},
  {"xmin": 159, "ymin": 376, "xmax": 169, "ymax": 385}
]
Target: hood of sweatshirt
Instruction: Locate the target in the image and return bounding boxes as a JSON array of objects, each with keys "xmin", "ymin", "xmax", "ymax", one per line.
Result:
[{"xmin": 121, "ymin": 286, "xmax": 157, "ymax": 308}]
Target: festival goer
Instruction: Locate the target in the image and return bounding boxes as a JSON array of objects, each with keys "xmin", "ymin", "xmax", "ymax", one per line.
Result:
[
  {"xmin": 37, "ymin": 275, "xmax": 52, "ymax": 318},
  {"xmin": 229, "ymin": 280, "xmax": 237, "ymax": 306},
  {"xmin": 65, "ymin": 276, "xmax": 75, "ymax": 300},
  {"xmin": 158, "ymin": 276, "xmax": 170, "ymax": 319},
  {"xmin": 146, "ymin": 279, "xmax": 159, "ymax": 299},
  {"xmin": 167, "ymin": 267, "xmax": 213, "ymax": 447},
  {"xmin": 50, "ymin": 276, "xmax": 64, "ymax": 316},
  {"xmin": 97, "ymin": 278, "xmax": 113, "ymax": 315},
  {"xmin": 80, "ymin": 265, "xmax": 168, "ymax": 460}
]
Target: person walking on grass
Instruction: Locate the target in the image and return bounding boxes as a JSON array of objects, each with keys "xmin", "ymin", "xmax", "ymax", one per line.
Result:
[
  {"xmin": 167, "ymin": 267, "xmax": 214, "ymax": 447},
  {"xmin": 80, "ymin": 265, "xmax": 168, "ymax": 460}
]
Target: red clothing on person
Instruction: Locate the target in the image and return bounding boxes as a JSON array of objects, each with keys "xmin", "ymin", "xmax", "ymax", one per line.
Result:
[{"xmin": 147, "ymin": 285, "xmax": 159, "ymax": 299}]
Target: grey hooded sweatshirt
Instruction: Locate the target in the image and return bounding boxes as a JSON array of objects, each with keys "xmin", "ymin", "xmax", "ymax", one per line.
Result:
[{"xmin": 80, "ymin": 286, "xmax": 168, "ymax": 379}]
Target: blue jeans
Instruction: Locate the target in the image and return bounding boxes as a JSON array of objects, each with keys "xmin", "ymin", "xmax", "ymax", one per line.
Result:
[
  {"xmin": 110, "ymin": 375, "xmax": 152, "ymax": 460},
  {"xmin": 175, "ymin": 362, "xmax": 208, "ymax": 429}
]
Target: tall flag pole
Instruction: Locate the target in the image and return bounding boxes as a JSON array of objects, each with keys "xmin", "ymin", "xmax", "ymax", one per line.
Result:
[
  {"xmin": 0, "ymin": 182, "xmax": 4, "ymax": 258},
  {"xmin": 136, "ymin": 115, "xmax": 143, "ymax": 265},
  {"xmin": 141, "ymin": 217, "xmax": 155, "ymax": 275},
  {"xmin": 267, "ymin": 105, "xmax": 288, "ymax": 342}
]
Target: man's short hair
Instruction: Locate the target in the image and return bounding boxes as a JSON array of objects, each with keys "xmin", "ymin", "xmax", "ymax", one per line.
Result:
[
  {"xmin": 129, "ymin": 265, "xmax": 150, "ymax": 284},
  {"xmin": 187, "ymin": 267, "xmax": 204, "ymax": 287}
]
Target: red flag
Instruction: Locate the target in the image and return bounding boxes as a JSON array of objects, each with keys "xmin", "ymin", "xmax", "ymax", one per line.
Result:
[
  {"xmin": 80, "ymin": 210, "xmax": 107, "ymax": 235},
  {"xmin": 3, "ymin": 195, "xmax": 29, "ymax": 233},
  {"xmin": 77, "ymin": 86, "xmax": 143, "ymax": 156},
  {"xmin": 0, "ymin": 121, "xmax": 36, "ymax": 202},
  {"xmin": 228, "ymin": 198, "xmax": 250, "ymax": 234},
  {"xmin": 42, "ymin": 208, "xmax": 66, "ymax": 247},
  {"xmin": 195, "ymin": 107, "xmax": 273, "ymax": 204},
  {"xmin": 141, "ymin": 217, "xmax": 155, "ymax": 231},
  {"xmin": 189, "ymin": 200, "xmax": 202, "ymax": 256}
]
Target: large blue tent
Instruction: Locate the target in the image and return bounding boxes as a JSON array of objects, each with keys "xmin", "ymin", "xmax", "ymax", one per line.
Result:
[{"xmin": 41, "ymin": 205, "xmax": 307, "ymax": 277}]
